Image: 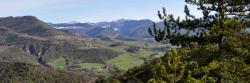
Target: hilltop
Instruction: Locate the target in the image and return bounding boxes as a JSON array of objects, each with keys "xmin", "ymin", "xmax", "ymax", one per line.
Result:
[{"xmin": 0, "ymin": 16, "xmax": 165, "ymax": 82}]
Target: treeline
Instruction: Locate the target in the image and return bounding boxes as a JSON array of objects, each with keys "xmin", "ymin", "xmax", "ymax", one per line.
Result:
[
  {"xmin": 74, "ymin": 48, "xmax": 120, "ymax": 63},
  {"xmin": 0, "ymin": 62, "xmax": 91, "ymax": 83}
]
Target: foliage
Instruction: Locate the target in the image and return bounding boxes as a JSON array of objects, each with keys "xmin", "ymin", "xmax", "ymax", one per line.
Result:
[
  {"xmin": 149, "ymin": 0, "xmax": 250, "ymax": 47},
  {"xmin": 0, "ymin": 62, "xmax": 90, "ymax": 83},
  {"xmin": 106, "ymin": 41, "xmax": 250, "ymax": 82},
  {"xmin": 74, "ymin": 48, "xmax": 120, "ymax": 63},
  {"xmin": 52, "ymin": 57, "xmax": 67, "ymax": 69},
  {"xmin": 102, "ymin": 0, "xmax": 250, "ymax": 83}
]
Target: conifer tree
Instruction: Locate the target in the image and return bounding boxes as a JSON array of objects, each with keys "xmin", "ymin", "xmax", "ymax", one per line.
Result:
[
  {"xmin": 147, "ymin": 0, "xmax": 250, "ymax": 82},
  {"xmin": 148, "ymin": 49, "xmax": 187, "ymax": 83},
  {"xmin": 149, "ymin": 0, "xmax": 250, "ymax": 49},
  {"xmin": 102, "ymin": 0, "xmax": 250, "ymax": 83}
]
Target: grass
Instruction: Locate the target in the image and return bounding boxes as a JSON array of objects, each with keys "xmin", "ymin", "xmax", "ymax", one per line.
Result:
[
  {"xmin": 82, "ymin": 39, "xmax": 166, "ymax": 71},
  {"xmin": 132, "ymin": 50, "xmax": 165, "ymax": 58},
  {"xmin": 106, "ymin": 50, "xmax": 165, "ymax": 70},
  {"xmin": 98, "ymin": 71, "xmax": 113, "ymax": 77},
  {"xmin": 80, "ymin": 63, "xmax": 105, "ymax": 69},
  {"xmin": 107, "ymin": 45, "xmax": 129, "ymax": 53},
  {"xmin": 107, "ymin": 54, "xmax": 144, "ymax": 70},
  {"xmin": 155, "ymin": 52, "xmax": 165, "ymax": 57},
  {"xmin": 52, "ymin": 57, "xmax": 67, "ymax": 69},
  {"xmin": 134, "ymin": 50, "xmax": 153, "ymax": 58}
]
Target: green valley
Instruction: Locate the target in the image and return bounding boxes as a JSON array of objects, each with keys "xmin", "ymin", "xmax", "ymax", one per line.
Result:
[{"xmin": 1, "ymin": 0, "xmax": 250, "ymax": 82}]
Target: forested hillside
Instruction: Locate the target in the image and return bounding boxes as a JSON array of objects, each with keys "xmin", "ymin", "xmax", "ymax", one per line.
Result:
[
  {"xmin": 1, "ymin": 0, "xmax": 250, "ymax": 83},
  {"xmin": 0, "ymin": 62, "xmax": 90, "ymax": 83},
  {"xmin": 0, "ymin": 16, "xmax": 122, "ymax": 66},
  {"xmin": 0, "ymin": 16, "xmax": 164, "ymax": 82},
  {"xmin": 101, "ymin": 0, "xmax": 250, "ymax": 83}
]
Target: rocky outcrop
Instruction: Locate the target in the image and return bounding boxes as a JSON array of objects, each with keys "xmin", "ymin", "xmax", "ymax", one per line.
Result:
[{"xmin": 22, "ymin": 43, "xmax": 51, "ymax": 66}]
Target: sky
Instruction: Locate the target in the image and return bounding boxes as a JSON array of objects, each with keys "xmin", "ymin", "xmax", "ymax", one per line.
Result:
[{"xmin": 0, "ymin": 0, "xmax": 200, "ymax": 23}]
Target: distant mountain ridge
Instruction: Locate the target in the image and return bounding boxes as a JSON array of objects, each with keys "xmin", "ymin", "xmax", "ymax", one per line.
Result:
[
  {"xmin": 0, "ymin": 16, "xmax": 69, "ymax": 37},
  {"xmin": 0, "ymin": 16, "xmax": 120, "ymax": 67},
  {"xmin": 51, "ymin": 19, "xmax": 155, "ymax": 39}
]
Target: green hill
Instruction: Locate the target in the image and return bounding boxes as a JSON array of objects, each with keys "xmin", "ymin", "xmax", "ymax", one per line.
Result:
[{"xmin": 0, "ymin": 62, "xmax": 90, "ymax": 82}]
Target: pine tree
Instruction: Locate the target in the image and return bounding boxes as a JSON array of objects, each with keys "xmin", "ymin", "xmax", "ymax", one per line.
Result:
[
  {"xmin": 104, "ymin": 0, "xmax": 250, "ymax": 83},
  {"xmin": 148, "ymin": 0, "xmax": 250, "ymax": 82},
  {"xmin": 149, "ymin": 0, "xmax": 250, "ymax": 48},
  {"xmin": 148, "ymin": 49, "xmax": 187, "ymax": 83}
]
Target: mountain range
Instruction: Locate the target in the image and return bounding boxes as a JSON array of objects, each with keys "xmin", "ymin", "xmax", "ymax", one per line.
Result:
[
  {"xmin": 0, "ymin": 16, "xmax": 165, "ymax": 82},
  {"xmin": 0, "ymin": 16, "xmax": 120, "ymax": 66},
  {"xmin": 50, "ymin": 19, "xmax": 155, "ymax": 40}
]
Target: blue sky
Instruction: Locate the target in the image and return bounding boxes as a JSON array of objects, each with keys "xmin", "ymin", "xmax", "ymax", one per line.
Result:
[{"xmin": 0, "ymin": 0, "xmax": 199, "ymax": 23}]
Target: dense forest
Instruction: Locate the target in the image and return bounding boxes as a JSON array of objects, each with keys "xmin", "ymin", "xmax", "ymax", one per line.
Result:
[
  {"xmin": 100, "ymin": 0, "xmax": 250, "ymax": 83},
  {"xmin": 0, "ymin": 62, "xmax": 89, "ymax": 83}
]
